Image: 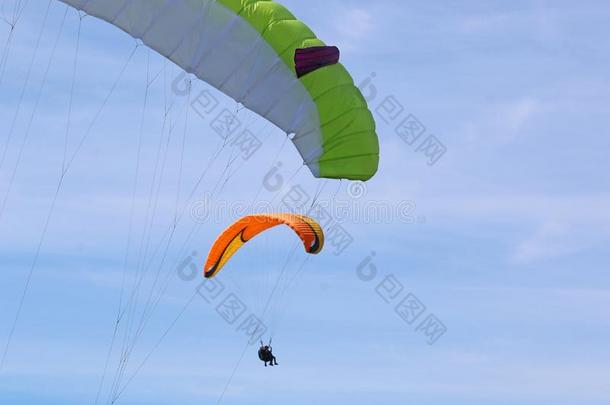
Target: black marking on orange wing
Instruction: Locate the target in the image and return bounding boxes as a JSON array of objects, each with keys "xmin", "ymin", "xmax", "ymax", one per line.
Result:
[
  {"xmin": 205, "ymin": 227, "xmax": 248, "ymax": 278},
  {"xmin": 298, "ymin": 217, "xmax": 322, "ymax": 254}
]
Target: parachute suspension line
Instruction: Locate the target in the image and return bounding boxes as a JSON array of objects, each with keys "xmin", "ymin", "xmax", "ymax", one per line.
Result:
[
  {"xmin": 112, "ymin": 144, "xmax": 316, "ymax": 402},
  {"xmin": 62, "ymin": 10, "xmax": 84, "ymax": 175},
  {"xmin": 0, "ymin": 1, "xmax": 63, "ymax": 371},
  {"xmin": 157, "ymin": 99, "xmax": 268, "ymax": 296},
  {"xmin": 94, "ymin": 48, "xmax": 153, "ymax": 405},
  {"xmin": 216, "ymin": 241, "xmax": 302, "ymax": 405},
  {"xmin": 102, "ymin": 67, "xmax": 176, "ymax": 290},
  {"xmin": 331, "ymin": 179, "xmax": 343, "ymax": 201},
  {"xmin": 0, "ymin": 0, "xmax": 51, "ymax": 178},
  {"xmin": 266, "ymin": 165, "xmax": 305, "ymax": 208},
  {"xmin": 0, "ymin": 20, "xmax": 139, "ymax": 373},
  {"xmin": 0, "ymin": 3, "xmax": 67, "ymax": 225},
  {"xmin": 110, "ymin": 67, "xmax": 200, "ymax": 401},
  {"xmin": 173, "ymin": 77, "xmax": 192, "ymax": 226},
  {"xmin": 8, "ymin": 0, "xmax": 29, "ymax": 26},
  {"xmin": 214, "ymin": 52, "xmax": 273, "ymax": 195},
  {"xmin": 133, "ymin": 83, "xmax": 216, "ymax": 325},
  {"xmin": 215, "ymin": 340, "xmax": 250, "ymax": 405},
  {"xmin": 102, "ymin": 53, "xmax": 157, "ymax": 393},
  {"xmin": 211, "ymin": 142, "xmax": 238, "ymax": 197},
  {"xmin": 295, "ymin": 179, "xmax": 334, "ymax": 266},
  {"xmin": 111, "ymin": 292, "xmax": 199, "ymax": 405},
  {"xmin": 109, "ymin": 88, "xmax": 290, "ymax": 402},
  {"xmin": 265, "ymin": 243, "xmax": 304, "ymax": 336},
  {"xmin": 267, "ymin": 183, "xmax": 329, "ymax": 335},
  {"xmin": 0, "ymin": 1, "xmax": 16, "ymax": 25},
  {"xmin": 63, "ymin": 42, "xmax": 141, "ymax": 177},
  {"xmin": 131, "ymin": 93, "xmax": 196, "ymax": 346},
  {"xmin": 210, "ymin": 101, "xmax": 244, "ymax": 196},
  {"xmin": 117, "ymin": 48, "xmax": 151, "ymax": 327},
  {"xmin": 132, "ymin": 117, "xmax": 230, "ymax": 300},
  {"xmin": 132, "ymin": 103, "xmax": 249, "ymax": 324},
  {"xmin": 136, "ymin": 76, "xmax": 197, "ymax": 281},
  {"xmin": 217, "ymin": 118, "xmax": 276, "ymax": 196},
  {"xmin": 125, "ymin": 62, "xmax": 173, "ymax": 302},
  {"xmin": 150, "ymin": 103, "xmax": 246, "ymax": 269},
  {"xmin": 310, "ymin": 180, "xmax": 329, "ymax": 211},
  {"xmin": 133, "ymin": 61, "xmax": 172, "ymax": 275},
  {"xmin": 134, "ymin": 140, "xmax": 231, "ymax": 334},
  {"xmin": 272, "ymin": 180, "xmax": 328, "ymax": 312},
  {"xmin": 135, "ymin": 75, "xmax": 187, "ymax": 303},
  {"xmin": 261, "ymin": 240, "xmax": 301, "ymax": 323},
  {"xmin": 0, "ymin": 16, "xmax": 12, "ymax": 84},
  {"xmin": 276, "ymin": 181, "xmax": 333, "ymax": 322},
  {"xmin": 273, "ymin": 180, "xmax": 328, "ymax": 326},
  {"xmin": 285, "ymin": 256, "xmax": 312, "ymax": 300},
  {"xmin": 265, "ymin": 182, "xmax": 328, "ymax": 336},
  {"xmin": 244, "ymin": 134, "xmax": 291, "ymax": 215},
  {"xmin": 110, "ymin": 64, "xmax": 175, "ymax": 400},
  {"xmin": 271, "ymin": 255, "xmax": 311, "ymax": 334},
  {"xmin": 0, "ymin": 0, "xmax": 30, "ymax": 85},
  {"xmin": 107, "ymin": 99, "xmax": 213, "ymax": 405},
  {"xmin": 112, "ymin": 98, "xmax": 239, "ymax": 395},
  {"xmin": 139, "ymin": 140, "xmax": 225, "ymax": 323},
  {"xmin": 0, "ymin": 8, "xmax": 8, "ymax": 27},
  {"xmin": 148, "ymin": 123, "xmax": 267, "ymax": 317},
  {"xmin": 132, "ymin": 76, "xmax": 194, "ymax": 329}
]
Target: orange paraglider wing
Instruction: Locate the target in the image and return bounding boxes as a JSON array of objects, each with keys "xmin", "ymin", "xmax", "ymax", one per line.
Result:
[{"xmin": 204, "ymin": 214, "xmax": 324, "ymax": 279}]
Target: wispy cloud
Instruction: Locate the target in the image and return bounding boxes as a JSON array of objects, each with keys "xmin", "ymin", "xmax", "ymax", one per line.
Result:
[{"xmin": 333, "ymin": 8, "xmax": 375, "ymax": 51}]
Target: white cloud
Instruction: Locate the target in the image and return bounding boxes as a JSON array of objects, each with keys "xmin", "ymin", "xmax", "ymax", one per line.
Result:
[
  {"xmin": 457, "ymin": 96, "xmax": 543, "ymax": 148},
  {"xmin": 503, "ymin": 96, "xmax": 540, "ymax": 132},
  {"xmin": 337, "ymin": 9, "xmax": 374, "ymax": 39},
  {"xmin": 459, "ymin": 13, "xmax": 512, "ymax": 34},
  {"xmin": 512, "ymin": 220, "xmax": 572, "ymax": 263},
  {"xmin": 334, "ymin": 8, "xmax": 375, "ymax": 51}
]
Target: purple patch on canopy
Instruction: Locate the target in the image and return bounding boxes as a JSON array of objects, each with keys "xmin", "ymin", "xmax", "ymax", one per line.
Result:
[{"xmin": 295, "ymin": 46, "xmax": 340, "ymax": 78}]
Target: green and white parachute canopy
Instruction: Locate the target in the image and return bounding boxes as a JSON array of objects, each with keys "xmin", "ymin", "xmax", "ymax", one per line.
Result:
[{"xmin": 58, "ymin": 0, "xmax": 379, "ymax": 181}]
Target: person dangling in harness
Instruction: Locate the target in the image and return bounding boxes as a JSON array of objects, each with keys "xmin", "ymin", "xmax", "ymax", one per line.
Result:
[{"xmin": 258, "ymin": 341, "xmax": 278, "ymax": 367}]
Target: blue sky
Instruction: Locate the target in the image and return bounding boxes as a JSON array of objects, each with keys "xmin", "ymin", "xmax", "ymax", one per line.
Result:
[{"xmin": 1, "ymin": 1, "xmax": 609, "ymax": 404}]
